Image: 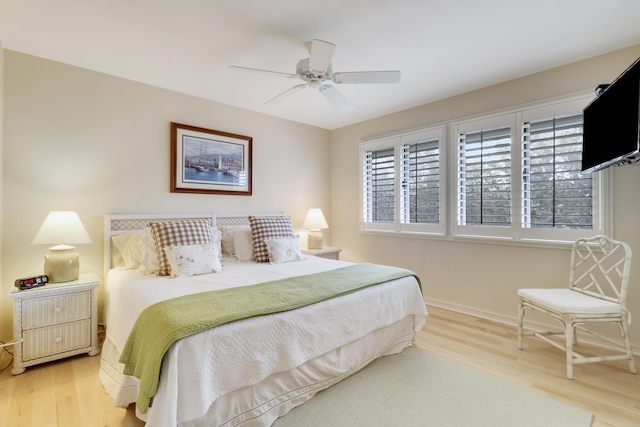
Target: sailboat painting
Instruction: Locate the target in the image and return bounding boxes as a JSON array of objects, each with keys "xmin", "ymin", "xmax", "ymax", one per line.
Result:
[{"xmin": 171, "ymin": 122, "xmax": 252, "ymax": 195}]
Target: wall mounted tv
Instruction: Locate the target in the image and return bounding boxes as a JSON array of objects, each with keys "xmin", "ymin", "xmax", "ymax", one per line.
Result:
[{"xmin": 582, "ymin": 57, "xmax": 640, "ymax": 173}]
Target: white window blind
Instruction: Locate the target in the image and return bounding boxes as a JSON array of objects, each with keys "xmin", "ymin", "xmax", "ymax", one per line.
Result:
[
  {"xmin": 401, "ymin": 139, "xmax": 440, "ymax": 224},
  {"xmin": 522, "ymin": 113, "xmax": 592, "ymax": 229},
  {"xmin": 457, "ymin": 126, "xmax": 512, "ymax": 226},
  {"xmin": 363, "ymin": 147, "xmax": 395, "ymax": 223}
]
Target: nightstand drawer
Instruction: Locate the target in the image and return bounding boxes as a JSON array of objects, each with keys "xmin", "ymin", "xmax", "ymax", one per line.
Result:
[
  {"xmin": 22, "ymin": 291, "xmax": 91, "ymax": 330},
  {"xmin": 22, "ymin": 319, "xmax": 91, "ymax": 361}
]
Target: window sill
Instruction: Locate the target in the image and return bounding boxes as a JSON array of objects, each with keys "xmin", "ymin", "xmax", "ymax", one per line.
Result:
[{"xmin": 359, "ymin": 229, "xmax": 577, "ymax": 250}]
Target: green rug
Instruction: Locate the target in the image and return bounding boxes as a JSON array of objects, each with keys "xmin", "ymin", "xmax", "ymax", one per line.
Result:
[{"xmin": 273, "ymin": 347, "xmax": 593, "ymax": 427}]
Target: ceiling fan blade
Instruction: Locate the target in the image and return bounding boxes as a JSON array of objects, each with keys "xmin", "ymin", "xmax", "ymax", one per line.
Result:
[
  {"xmin": 228, "ymin": 65, "xmax": 297, "ymax": 79},
  {"xmin": 332, "ymin": 70, "xmax": 401, "ymax": 84},
  {"xmin": 265, "ymin": 84, "xmax": 308, "ymax": 105},
  {"xmin": 308, "ymin": 39, "xmax": 336, "ymax": 74},
  {"xmin": 319, "ymin": 84, "xmax": 354, "ymax": 112}
]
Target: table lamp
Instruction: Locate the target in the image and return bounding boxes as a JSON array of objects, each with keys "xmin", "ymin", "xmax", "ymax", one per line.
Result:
[
  {"xmin": 31, "ymin": 211, "xmax": 92, "ymax": 283},
  {"xmin": 303, "ymin": 208, "xmax": 329, "ymax": 249}
]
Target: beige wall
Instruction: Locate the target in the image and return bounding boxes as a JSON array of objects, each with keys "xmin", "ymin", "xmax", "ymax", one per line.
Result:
[
  {"xmin": 1, "ymin": 51, "xmax": 331, "ymax": 341},
  {"xmin": 331, "ymin": 45, "xmax": 640, "ymax": 345}
]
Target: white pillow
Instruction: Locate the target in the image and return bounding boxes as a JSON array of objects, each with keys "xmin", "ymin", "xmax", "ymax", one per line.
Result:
[
  {"xmin": 112, "ymin": 231, "xmax": 143, "ymax": 269},
  {"xmin": 211, "ymin": 226, "xmax": 222, "ymax": 260},
  {"xmin": 220, "ymin": 226, "xmax": 236, "ymax": 255},
  {"xmin": 163, "ymin": 243, "xmax": 223, "ymax": 278},
  {"xmin": 264, "ymin": 236, "xmax": 304, "ymax": 264},
  {"xmin": 221, "ymin": 225, "xmax": 254, "ymax": 261},
  {"xmin": 137, "ymin": 227, "xmax": 159, "ymax": 273}
]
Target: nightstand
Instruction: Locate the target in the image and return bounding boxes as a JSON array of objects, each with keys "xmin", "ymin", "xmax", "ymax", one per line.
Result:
[
  {"xmin": 9, "ymin": 273, "xmax": 101, "ymax": 375},
  {"xmin": 301, "ymin": 247, "xmax": 342, "ymax": 260}
]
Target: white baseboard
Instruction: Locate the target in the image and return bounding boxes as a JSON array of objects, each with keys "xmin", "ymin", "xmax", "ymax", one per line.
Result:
[{"xmin": 424, "ymin": 297, "xmax": 639, "ymax": 355}]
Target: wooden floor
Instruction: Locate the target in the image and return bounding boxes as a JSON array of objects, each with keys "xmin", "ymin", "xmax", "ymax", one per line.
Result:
[
  {"xmin": 415, "ymin": 306, "xmax": 640, "ymax": 427},
  {"xmin": 0, "ymin": 306, "xmax": 637, "ymax": 426}
]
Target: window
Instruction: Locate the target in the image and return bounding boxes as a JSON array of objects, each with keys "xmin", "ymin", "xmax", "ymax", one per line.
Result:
[
  {"xmin": 522, "ymin": 113, "xmax": 592, "ymax": 230},
  {"xmin": 363, "ymin": 146, "xmax": 395, "ymax": 224},
  {"xmin": 360, "ymin": 95, "xmax": 608, "ymax": 244},
  {"xmin": 457, "ymin": 125, "xmax": 512, "ymax": 227},
  {"xmin": 453, "ymin": 98, "xmax": 606, "ymax": 242},
  {"xmin": 453, "ymin": 114, "xmax": 516, "ymax": 239},
  {"xmin": 402, "ymin": 139, "xmax": 440, "ymax": 225},
  {"xmin": 361, "ymin": 128, "xmax": 445, "ymax": 234},
  {"xmin": 517, "ymin": 99, "xmax": 605, "ymax": 242}
]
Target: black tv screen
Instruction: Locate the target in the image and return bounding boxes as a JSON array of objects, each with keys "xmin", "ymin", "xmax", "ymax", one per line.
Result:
[{"xmin": 582, "ymin": 57, "xmax": 640, "ymax": 173}]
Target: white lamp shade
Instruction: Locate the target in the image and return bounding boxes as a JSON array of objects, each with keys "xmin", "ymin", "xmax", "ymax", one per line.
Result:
[
  {"xmin": 31, "ymin": 211, "xmax": 92, "ymax": 246},
  {"xmin": 302, "ymin": 208, "xmax": 329, "ymax": 230}
]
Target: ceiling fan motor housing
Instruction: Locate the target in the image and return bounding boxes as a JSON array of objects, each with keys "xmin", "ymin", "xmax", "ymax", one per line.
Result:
[{"xmin": 296, "ymin": 58, "xmax": 332, "ymax": 82}]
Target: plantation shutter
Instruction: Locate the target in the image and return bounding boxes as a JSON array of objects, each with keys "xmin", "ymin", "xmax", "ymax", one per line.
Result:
[
  {"xmin": 522, "ymin": 113, "xmax": 592, "ymax": 229},
  {"xmin": 457, "ymin": 127, "xmax": 512, "ymax": 226},
  {"xmin": 401, "ymin": 139, "xmax": 440, "ymax": 224},
  {"xmin": 363, "ymin": 147, "xmax": 395, "ymax": 223}
]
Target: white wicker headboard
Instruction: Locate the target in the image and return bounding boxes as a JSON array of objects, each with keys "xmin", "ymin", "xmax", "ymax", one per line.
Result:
[{"xmin": 103, "ymin": 213, "xmax": 284, "ymax": 278}]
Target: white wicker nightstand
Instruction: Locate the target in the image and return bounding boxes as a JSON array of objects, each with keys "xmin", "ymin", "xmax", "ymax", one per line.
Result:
[
  {"xmin": 301, "ymin": 247, "xmax": 342, "ymax": 260},
  {"xmin": 8, "ymin": 273, "xmax": 101, "ymax": 375}
]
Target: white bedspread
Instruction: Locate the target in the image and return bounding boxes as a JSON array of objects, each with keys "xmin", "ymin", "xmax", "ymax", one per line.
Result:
[{"xmin": 101, "ymin": 256, "xmax": 427, "ymax": 426}]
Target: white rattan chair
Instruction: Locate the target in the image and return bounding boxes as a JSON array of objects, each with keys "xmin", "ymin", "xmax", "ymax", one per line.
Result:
[{"xmin": 517, "ymin": 235, "xmax": 637, "ymax": 379}]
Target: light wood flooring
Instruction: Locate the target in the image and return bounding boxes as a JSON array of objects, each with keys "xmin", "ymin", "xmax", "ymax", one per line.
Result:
[{"xmin": 0, "ymin": 305, "xmax": 637, "ymax": 426}]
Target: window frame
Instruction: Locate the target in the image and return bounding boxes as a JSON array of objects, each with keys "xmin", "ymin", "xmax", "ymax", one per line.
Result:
[
  {"xmin": 360, "ymin": 127, "xmax": 446, "ymax": 236},
  {"xmin": 453, "ymin": 113, "xmax": 517, "ymax": 239},
  {"xmin": 361, "ymin": 137, "xmax": 397, "ymax": 233},
  {"xmin": 516, "ymin": 99, "xmax": 608, "ymax": 243}
]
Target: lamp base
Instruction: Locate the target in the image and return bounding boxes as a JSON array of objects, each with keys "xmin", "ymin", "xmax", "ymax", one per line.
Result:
[
  {"xmin": 44, "ymin": 245, "xmax": 79, "ymax": 283},
  {"xmin": 307, "ymin": 229, "xmax": 324, "ymax": 250}
]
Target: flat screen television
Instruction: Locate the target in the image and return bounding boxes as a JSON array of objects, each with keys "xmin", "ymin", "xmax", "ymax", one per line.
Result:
[{"xmin": 581, "ymin": 57, "xmax": 640, "ymax": 173}]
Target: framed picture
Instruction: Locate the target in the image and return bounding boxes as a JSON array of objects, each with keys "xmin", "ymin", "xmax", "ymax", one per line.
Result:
[{"xmin": 171, "ymin": 122, "xmax": 252, "ymax": 196}]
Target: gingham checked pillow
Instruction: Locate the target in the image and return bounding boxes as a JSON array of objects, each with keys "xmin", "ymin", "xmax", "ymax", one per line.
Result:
[
  {"xmin": 148, "ymin": 219, "xmax": 213, "ymax": 276},
  {"xmin": 248, "ymin": 216, "xmax": 295, "ymax": 263}
]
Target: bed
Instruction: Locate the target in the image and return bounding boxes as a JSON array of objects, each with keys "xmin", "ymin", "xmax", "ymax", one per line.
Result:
[{"xmin": 98, "ymin": 213, "xmax": 428, "ymax": 427}]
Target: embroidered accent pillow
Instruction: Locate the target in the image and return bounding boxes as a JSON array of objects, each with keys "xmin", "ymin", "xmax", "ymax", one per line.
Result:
[
  {"xmin": 264, "ymin": 236, "xmax": 304, "ymax": 264},
  {"xmin": 164, "ymin": 243, "xmax": 222, "ymax": 277},
  {"xmin": 248, "ymin": 216, "xmax": 295, "ymax": 263},
  {"xmin": 148, "ymin": 219, "xmax": 214, "ymax": 276}
]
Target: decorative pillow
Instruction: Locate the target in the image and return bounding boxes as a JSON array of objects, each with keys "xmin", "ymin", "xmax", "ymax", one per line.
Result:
[
  {"xmin": 148, "ymin": 219, "xmax": 214, "ymax": 276},
  {"xmin": 112, "ymin": 231, "xmax": 143, "ymax": 269},
  {"xmin": 163, "ymin": 243, "xmax": 222, "ymax": 278},
  {"xmin": 248, "ymin": 216, "xmax": 295, "ymax": 263},
  {"xmin": 264, "ymin": 236, "xmax": 304, "ymax": 264}
]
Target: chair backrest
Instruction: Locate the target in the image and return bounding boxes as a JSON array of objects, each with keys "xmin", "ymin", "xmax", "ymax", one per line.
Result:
[{"xmin": 569, "ymin": 235, "xmax": 632, "ymax": 307}]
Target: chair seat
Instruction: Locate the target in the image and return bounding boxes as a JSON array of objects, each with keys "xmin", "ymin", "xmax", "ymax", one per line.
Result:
[{"xmin": 518, "ymin": 288, "xmax": 622, "ymax": 315}]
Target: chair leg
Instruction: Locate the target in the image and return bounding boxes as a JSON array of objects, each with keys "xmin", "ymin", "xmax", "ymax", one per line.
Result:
[
  {"xmin": 620, "ymin": 321, "xmax": 637, "ymax": 375},
  {"xmin": 565, "ymin": 318, "xmax": 574, "ymax": 380},
  {"xmin": 517, "ymin": 301, "xmax": 524, "ymax": 350}
]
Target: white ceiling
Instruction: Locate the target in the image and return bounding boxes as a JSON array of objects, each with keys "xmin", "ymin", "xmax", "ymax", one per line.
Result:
[{"xmin": 1, "ymin": 0, "xmax": 640, "ymax": 130}]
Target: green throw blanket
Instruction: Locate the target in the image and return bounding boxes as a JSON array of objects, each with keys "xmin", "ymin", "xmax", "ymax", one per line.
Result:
[{"xmin": 119, "ymin": 263, "xmax": 421, "ymax": 414}]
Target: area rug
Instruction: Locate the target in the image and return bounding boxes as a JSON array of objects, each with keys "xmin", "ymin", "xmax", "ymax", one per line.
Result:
[{"xmin": 273, "ymin": 347, "xmax": 593, "ymax": 427}]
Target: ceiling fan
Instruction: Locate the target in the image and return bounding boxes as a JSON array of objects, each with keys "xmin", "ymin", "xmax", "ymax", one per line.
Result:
[{"xmin": 228, "ymin": 39, "xmax": 401, "ymax": 112}]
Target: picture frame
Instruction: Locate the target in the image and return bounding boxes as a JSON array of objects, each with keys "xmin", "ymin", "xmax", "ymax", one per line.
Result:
[{"xmin": 171, "ymin": 122, "xmax": 252, "ymax": 196}]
